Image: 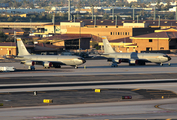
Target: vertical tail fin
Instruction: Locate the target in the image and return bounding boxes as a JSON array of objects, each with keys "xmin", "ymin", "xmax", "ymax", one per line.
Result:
[
  {"xmin": 17, "ymin": 38, "xmax": 30, "ymax": 56},
  {"xmin": 102, "ymin": 36, "xmax": 115, "ymax": 53}
]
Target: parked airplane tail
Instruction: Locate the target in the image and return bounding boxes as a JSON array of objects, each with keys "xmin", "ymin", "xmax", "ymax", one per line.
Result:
[
  {"xmin": 102, "ymin": 36, "xmax": 115, "ymax": 53},
  {"xmin": 17, "ymin": 38, "xmax": 30, "ymax": 56}
]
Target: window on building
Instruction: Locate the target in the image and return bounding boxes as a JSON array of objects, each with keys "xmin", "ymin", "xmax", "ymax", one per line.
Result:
[
  {"xmin": 105, "ymin": 26, "xmax": 107, "ymax": 28},
  {"xmin": 123, "ymin": 32, "xmax": 124, "ymax": 35},
  {"xmin": 133, "ymin": 47, "xmax": 135, "ymax": 52},
  {"xmin": 110, "ymin": 32, "xmax": 112, "ymax": 35},
  {"xmin": 116, "ymin": 26, "xmax": 118, "ymax": 28},
  {"xmin": 45, "ymin": 29, "xmax": 47, "ymax": 31},
  {"xmin": 118, "ymin": 32, "xmax": 119, "ymax": 35},
  {"xmin": 128, "ymin": 32, "xmax": 129, "ymax": 35},
  {"xmin": 160, "ymin": 47, "xmax": 164, "ymax": 50},
  {"xmin": 127, "ymin": 47, "xmax": 129, "ymax": 52},
  {"xmin": 115, "ymin": 32, "xmax": 117, "ymax": 35},
  {"xmin": 8, "ymin": 50, "xmax": 11, "ymax": 55},
  {"xmin": 146, "ymin": 47, "xmax": 150, "ymax": 51},
  {"xmin": 125, "ymin": 32, "xmax": 127, "ymax": 35},
  {"xmin": 149, "ymin": 39, "xmax": 152, "ymax": 42}
]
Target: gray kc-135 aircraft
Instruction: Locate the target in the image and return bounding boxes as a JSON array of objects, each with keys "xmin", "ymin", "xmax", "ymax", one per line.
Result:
[
  {"xmin": 16, "ymin": 38, "xmax": 86, "ymax": 70},
  {"xmin": 101, "ymin": 36, "xmax": 171, "ymax": 67}
]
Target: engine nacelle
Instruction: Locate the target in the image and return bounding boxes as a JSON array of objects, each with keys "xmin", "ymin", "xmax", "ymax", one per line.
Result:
[
  {"xmin": 25, "ymin": 61, "xmax": 35, "ymax": 66},
  {"xmin": 43, "ymin": 62, "xmax": 52, "ymax": 68},
  {"xmin": 112, "ymin": 58, "xmax": 121, "ymax": 64},
  {"xmin": 129, "ymin": 59, "xmax": 138, "ymax": 65}
]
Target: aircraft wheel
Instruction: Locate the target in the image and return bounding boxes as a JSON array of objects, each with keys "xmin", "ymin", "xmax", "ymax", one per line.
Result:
[
  {"xmin": 31, "ymin": 67, "xmax": 35, "ymax": 70},
  {"xmin": 74, "ymin": 65, "xmax": 78, "ymax": 69},
  {"xmin": 160, "ymin": 63, "xmax": 163, "ymax": 66},
  {"xmin": 28, "ymin": 66, "xmax": 35, "ymax": 70},
  {"xmin": 168, "ymin": 63, "xmax": 171, "ymax": 66},
  {"xmin": 129, "ymin": 63, "xmax": 135, "ymax": 66}
]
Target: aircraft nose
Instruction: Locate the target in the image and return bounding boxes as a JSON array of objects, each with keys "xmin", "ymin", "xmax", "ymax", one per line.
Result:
[
  {"xmin": 82, "ymin": 59, "xmax": 86, "ymax": 63},
  {"xmin": 168, "ymin": 56, "xmax": 171, "ymax": 61}
]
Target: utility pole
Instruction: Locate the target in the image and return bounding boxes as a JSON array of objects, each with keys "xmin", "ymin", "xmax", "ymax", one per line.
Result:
[
  {"xmin": 30, "ymin": 19, "xmax": 32, "ymax": 33},
  {"xmin": 176, "ymin": 2, "xmax": 177, "ymax": 20},
  {"xmin": 154, "ymin": 6, "xmax": 156, "ymax": 20},
  {"xmin": 14, "ymin": 31, "xmax": 16, "ymax": 43},
  {"xmin": 52, "ymin": 14, "xmax": 55, "ymax": 34},
  {"xmin": 74, "ymin": 15, "xmax": 75, "ymax": 22},
  {"xmin": 112, "ymin": 4, "xmax": 115, "ymax": 20},
  {"xmin": 133, "ymin": 7, "xmax": 135, "ymax": 20},
  {"xmin": 94, "ymin": 15, "xmax": 96, "ymax": 28},
  {"xmin": 92, "ymin": 5, "xmax": 94, "ymax": 20},
  {"xmin": 158, "ymin": 15, "xmax": 160, "ymax": 27},
  {"xmin": 68, "ymin": 0, "xmax": 71, "ymax": 21},
  {"xmin": 115, "ymin": 15, "xmax": 117, "ymax": 26}
]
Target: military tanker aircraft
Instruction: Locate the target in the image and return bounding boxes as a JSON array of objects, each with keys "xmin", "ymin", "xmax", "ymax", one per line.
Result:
[
  {"xmin": 102, "ymin": 36, "xmax": 171, "ymax": 67},
  {"xmin": 16, "ymin": 38, "xmax": 86, "ymax": 70}
]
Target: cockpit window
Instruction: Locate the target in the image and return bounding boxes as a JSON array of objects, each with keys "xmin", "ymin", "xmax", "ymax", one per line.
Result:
[
  {"xmin": 78, "ymin": 58, "xmax": 84, "ymax": 60},
  {"xmin": 163, "ymin": 55, "xmax": 168, "ymax": 57}
]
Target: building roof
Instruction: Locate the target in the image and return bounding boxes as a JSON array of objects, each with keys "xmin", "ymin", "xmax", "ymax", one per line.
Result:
[
  {"xmin": 37, "ymin": 43, "xmax": 63, "ymax": 49},
  {"xmin": 0, "ymin": 29, "xmax": 24, "ymax": 34},
  {"xmin": 131, "ymin": 32, "xmax": 170, "ymax": 39},
  {"xmin": 26, "ymin": 44, "xmax": 64, "ymax": 52},
  {"xmin": 40, "ymin": 34, "xmax": 92, "ymax": 41},
  {"xmin": 0, "ymin": 42, "xmax": 16, "ymax": 46},
  {"xmin": 109, "ymin": 37, "xmax": 132, "ymax": 43},
  {"xmin": 61, "ymin": 19, "xmax": 177, "ymax": 27}
]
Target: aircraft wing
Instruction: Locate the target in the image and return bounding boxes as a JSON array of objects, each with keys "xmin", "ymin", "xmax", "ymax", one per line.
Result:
[
  {"xmin": 120, "ymin": 58, "xmax": 150, "ymax": 63},
  {"xmin": 34, "ymin": 60, "xmax": 66, "ymax": 65},
  {"xmin": 107, "ymin": 57, "xmax": 150, "ymax": 64},
  {"xmin": 20, "ymin": 60, "xmax": 66, "ymax": 67}
]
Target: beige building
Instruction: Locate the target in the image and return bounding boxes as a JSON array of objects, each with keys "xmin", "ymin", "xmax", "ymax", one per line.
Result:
[{"xmin": 0, "ymin": 43, "xmax": 16, "ymax": 56}]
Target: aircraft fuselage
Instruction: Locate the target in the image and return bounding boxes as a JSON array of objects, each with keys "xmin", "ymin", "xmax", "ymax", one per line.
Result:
[{"xmin": 103, "ymin": 52, "xmax": 171, "ymax": 63}]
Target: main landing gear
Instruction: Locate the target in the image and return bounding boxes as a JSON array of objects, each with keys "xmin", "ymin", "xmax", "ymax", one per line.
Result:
[
  {"xmin": 111, "ymin": 63, "xmax": 118, "ymax": 67},
  {"xmin": 158, "ymin": 63, "xmax": 171, "ymax": 66},
  {"xmin": 71, "ymin": 65, "xmax": 78, "ymax": 69},
  {"xmin": 28, "ymin": 66, "xmax": 35, "ymax": 70}
]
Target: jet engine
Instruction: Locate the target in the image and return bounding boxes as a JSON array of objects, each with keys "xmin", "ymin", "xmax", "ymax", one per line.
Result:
[
  {"xmin": 25, "ymin": 61, "xmax": 35, "ymax": 66},
  {"xmin": 113, "ymin": 58, "xmax": 121, "ymax": 64},
  {"xmin": 129, "ymin": 59, "xmax": 138, "ymax": 65},
  {"xmin": 43, "ymin": 62, "xmax": 52, "ymax": 68}
]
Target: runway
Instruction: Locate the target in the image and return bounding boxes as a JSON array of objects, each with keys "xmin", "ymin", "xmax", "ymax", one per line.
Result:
[
  {"xmin": 0, "ymin": 56, "xmax": 176, "ymax": 77},
  {"xmin": 0, "ymin": 57, "xmax": 177, "ymax": 119},
  {"xmin": 0, "ymin": 98, "xmax": 177, "ymax": 119}
]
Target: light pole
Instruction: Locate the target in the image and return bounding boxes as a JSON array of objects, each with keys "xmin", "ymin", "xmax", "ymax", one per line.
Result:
[
  {"xmin": 112, "ymin": 4, "xmax": 115, "ymax": 20},
  {"xmin": 92, "ymin": 5, "xmax": 94, "ymax": 20},
  {"xmin": 94, "ymin": 15, "xmax": 96, "ymax": 28},
  {"xmin": 133, "ymin": 6, "xmax": 135, "ymax": 20},
  {"xmin": 176, "ymin": 2, "xmax": 177, "ymax": 20},
  {"xmin": 136, "ymin": 15, "xmax": 139, "ymax": 23},
  {"xmin": 154, "ymin": 6, "xmax": 156, "ymax": 20},
  {"xmin": 74, "ymin": 15, "xmax": 75, "ymax": 22},
  {"xmin": 30, "ymin": 19, "xmax": 32, "ymax": 33},
  {"xmin": 158, "ymin": 15, "xmax": 160, "ymax": 27},
  {"xmin": 115, "ymin": 15, "xmax": 117, "ymax": 26}
]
